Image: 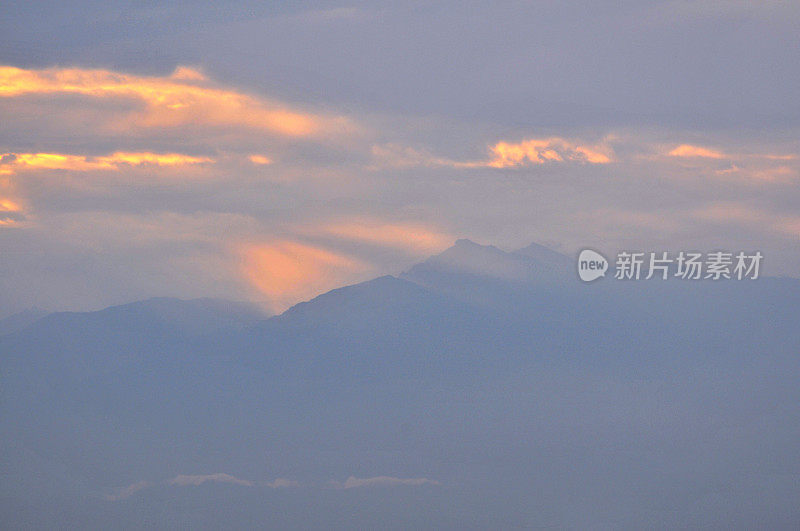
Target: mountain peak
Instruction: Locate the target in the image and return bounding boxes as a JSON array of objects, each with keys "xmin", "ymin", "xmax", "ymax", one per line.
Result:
[
  {"xmin": 453, "ymin": 238, "xmax": 485, "ymax": 248},
  {"xmin": 404, "ymin": 239, "xmax": 533, "ymax": 284},
  {"xmin": 512, "ymin": 242, "xmax": 572, "ymax": 268},
  {"xmin": 433, "ymin": 239, "xmax": 508, "ymax": 262},
  {"xmin": 401, "ymin": 238, "xmax": 573, "ymax": 296}
]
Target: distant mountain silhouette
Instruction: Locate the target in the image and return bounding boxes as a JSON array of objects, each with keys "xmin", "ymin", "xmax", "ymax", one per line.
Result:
[
  {"xmin": 0, "ymin": 307, "xmax": 49, "ymax": 337},
  {"xmin": 512, "ymin": 240, "xmax": 574, "ymax": 268},
  {"xmin": 2, "ymin": 242, "xmax": 800, "ymax": 529},
  {"xmin": 403, "ymin": 238, "xmax": 572, "ymax": 287}
]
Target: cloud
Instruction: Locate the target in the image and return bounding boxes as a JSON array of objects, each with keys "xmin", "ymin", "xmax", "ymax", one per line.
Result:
[
  {"xmin": 248, "ymin": 154, "xmax": 273, "ymax": 165},
  {"xmin": 369, "ymin": 144, "xmax": 473, "ymax": 169},
  {"xmin": 722, "ymin": 164, "xmax": 797, "ymax": 183},
  {"xmin": 0, "ymin": 198, "xmax": 20, "ymax": 211},
  {"xmin": 0, "ymin": 65, "xmax": 352, "ymax": 137},
  {"xmin": 103, "ymin": 481, "xmax": 151, "ymax": 501},
  {"xmin": 668, "ymin": 144, "xmax": 726, "ymax": 159},
  {"xmin": 0, "ymin": 196, "xmax": 23, "ymax": 226},
  {"xmin": 373, "ymin": 137, "xmax": 795, "ymax": 178},
  {"xmin": 102, "ymin": 475, "xmax": 298, "ymax": 500},
  {"xmin": 2, "ymin": 65, "xmax": 800, "ymax": 316},
  {"xmin": 0, "ymin": 151, "xmax": 212, "ymax": 174},
  {"xmin": 371, "ymin": 137, "xmax": 613, "ymax": 169},
  {"xmin": 659, "ymin": 143, "xmax": 798, "ymax": 183},
  {"xmin": 169, "ymin": 473, "xmax": 254, "ymax": 487},
  {"xmin": 693, "ymin": 201, "xmax": 800, "ymax": 238},
  {"xmin": 313, "ymin": 218, "xmax": 452, "ymax": 253},
  {"xmin": 333, "ymin": 476, "xmax": 440, "ymax": 489},
  {"xmin": 485, "ymin": 138, "xmax": 613, "ymax": 167},
  {"xmin": 265, "ymin": 478, "xmax": 300, "ymax": 488}
]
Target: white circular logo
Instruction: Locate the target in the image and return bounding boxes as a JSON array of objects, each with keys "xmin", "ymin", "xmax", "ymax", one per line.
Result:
[{"xmin": 577, "ymin": 249, "xmax": 608, "ymax": 282}]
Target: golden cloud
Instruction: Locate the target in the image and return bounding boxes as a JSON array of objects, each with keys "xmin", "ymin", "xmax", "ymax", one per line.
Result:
[
  {"xmin": 486, "ymin": 138, "xmax": 613, "ymax": 167},
  {"xmin": 0, "ymin": 151, "xmax": 212, "ymax": 174},
  {"xmin": 0, "ymin": 197, "xmax": 20, "ymax": 212},
  {"xmin": 0, "ymin": 195, "xmax": 22, "ymax": 226},
  {"xmin": 668, "ymin": 144, "xmax": 726, "ymax": 159},
  {"xmin": 0, "ymin": 65, "xmax": 345, "ymax": 137},
  {"xmin": 248, "ymin": 154, "xmax": 273, "ymax": 165},
  {"xmin": 371, "ymin": 137, "xmax": 613, "ymax": 170}
]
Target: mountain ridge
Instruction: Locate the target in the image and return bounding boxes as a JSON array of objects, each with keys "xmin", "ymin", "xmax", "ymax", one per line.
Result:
[{"xmin": 2, "ymin": 239, "xmax": 800, "ymax": 528}]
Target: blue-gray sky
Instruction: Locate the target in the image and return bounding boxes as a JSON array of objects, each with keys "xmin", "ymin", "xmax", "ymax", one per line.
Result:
[{"xmin": 1, "ymin": 0, "xmax": 799, "ymax": 314}]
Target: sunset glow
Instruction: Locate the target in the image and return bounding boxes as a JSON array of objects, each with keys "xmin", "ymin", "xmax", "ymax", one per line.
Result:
[
  {"xmin": 0, "ymin": 65, "xmax": 322, "ymax": 136},
  {"xmin": 239, "ymin": 240, "xmax": 366, "ymax": 312}
]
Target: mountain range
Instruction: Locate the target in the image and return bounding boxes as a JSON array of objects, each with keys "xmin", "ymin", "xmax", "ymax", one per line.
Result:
[{"xmin": 2, "ymin": 240, "xmax": 799, "ymax": 529}]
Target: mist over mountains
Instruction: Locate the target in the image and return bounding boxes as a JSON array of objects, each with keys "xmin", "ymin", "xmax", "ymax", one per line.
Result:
[{"xmin": 2, "ymin": 240, "xmax": 799, "ymax": 529}]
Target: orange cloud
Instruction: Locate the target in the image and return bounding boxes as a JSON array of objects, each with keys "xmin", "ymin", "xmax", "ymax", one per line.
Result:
[
  {"xmin": 239, "ymin": 240, "xmax": 366, "ymax": 313},
  {"xmin": 668, "ymin": 144, "xmax": 725, "ymax": 159},
  {"xmin": 371, "ymin": 137, "xmax": 612, "ymax": 170},
  {"xmin": 661, "ymin": 143, "xmax": 798, "ymax": 183},
  {"xmin": 318, "ymin": 219, "xmax": 452, "ymax": 253},
  {"xmin": 0, "ymin": 151, "xmax": 212, "ymax": 174},
  {"xmin": 248, "ymin": 154, "xmax": 273, "ymax": 165},
  {"xmin": 0, "ymin": 65, "xmax": 337, "ymax": 136},
  {"xmin": 0, "ymin": 197, "xmax": 21, "ymax": 212},
  {"xmin": 0, "ymin": 195, "xmax": 22, "ymax": 226},
  {"xmin": 486, "ymin": 138, "xmax": 613, "ymax": 168}
]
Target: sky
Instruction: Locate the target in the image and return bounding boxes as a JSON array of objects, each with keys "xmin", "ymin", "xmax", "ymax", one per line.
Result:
[{"xmin": 1, "ymin": 0, "xmax": 799, "ymax": 315}]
